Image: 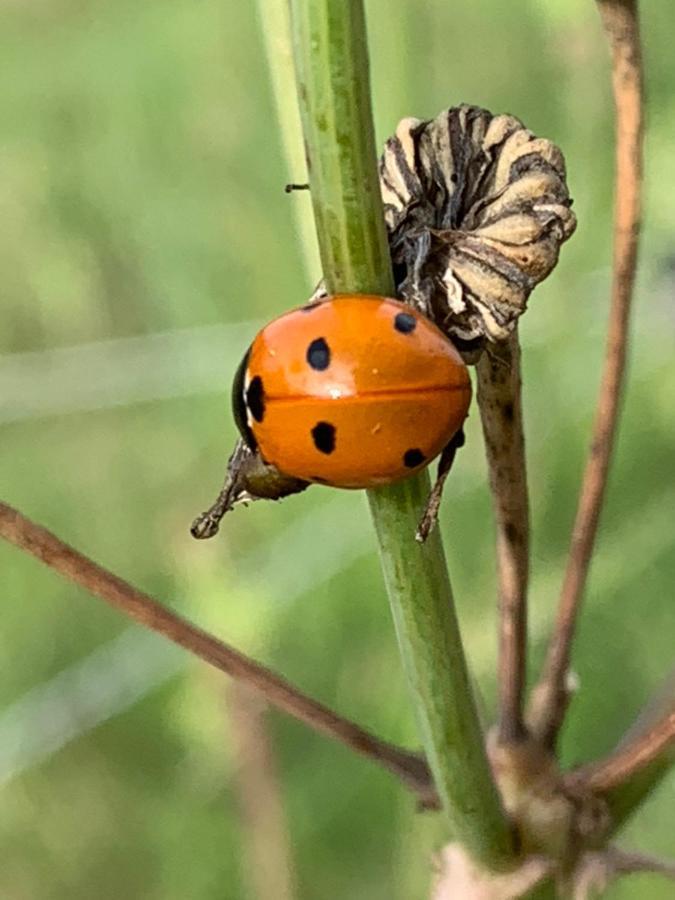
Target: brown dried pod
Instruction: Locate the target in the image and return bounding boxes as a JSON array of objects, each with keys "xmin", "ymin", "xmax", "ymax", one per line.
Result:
[{"xmin": 380, "ymin": 104, "xmax": 576, "ymax": 343}]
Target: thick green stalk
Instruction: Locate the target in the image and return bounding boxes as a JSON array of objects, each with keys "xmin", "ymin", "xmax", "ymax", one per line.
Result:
[
  {"xmin": 291, "ymin": 0, "xmax": 391, "ymax": 293},
  {"xmin": 290, "ymin": 0, "xmax": 514, "ymax": 870},
  {"xmin": 368, "ymin": 479, "xmax": 515, "ymax": 868}
]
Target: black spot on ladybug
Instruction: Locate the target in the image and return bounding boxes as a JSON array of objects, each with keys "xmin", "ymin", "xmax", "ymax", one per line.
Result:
[
  {"xmin": 246, "ymin": 376, "xmax": 265, "ymax": 423},
  {"xmin": 307, "ymin": 337, "xmax": 331, "ymax": 371},
  {"xmin": 311, "ymin": 422, "xmax": 336, "ymax": 455},
  {"xmin": 403, "ymin": 448, "xmax": 425, "ymax": 468},
  {"xmin": 394, "ymin": 312, "xmax": 417, "ymax": 334}
]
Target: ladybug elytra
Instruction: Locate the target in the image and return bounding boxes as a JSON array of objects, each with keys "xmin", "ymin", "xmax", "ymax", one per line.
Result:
[{"xmin": 232, "ymin": 295, "xmax": 471, "ymax": 489}]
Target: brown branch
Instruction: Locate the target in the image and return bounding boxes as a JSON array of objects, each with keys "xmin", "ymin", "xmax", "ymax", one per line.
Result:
[
  {"xmin": 564, "ymin": 668, "xmax": 675, "ymax": 833},
  {"xmin": 0, "ymin": 500, "xmax": 436, "ymax": 807},
  {"xmin": 615, "ymin": 666, "xmax": 675, "ymax": 753},
  {"xmin": 227, "ymin": 685, "xmax": 296, "ymax": 900},
  {"xmin": 573, "ymin": 847, "xmax": 675, "ymax": 899},
  {"xmin": 608, "ymin": 668, "xmax": 675, "ymax": 830},
  {"xmin": 476, "ymin": 330, "xmax": 530, "ymax": 744},
  {"xmin": 565, "ymin": 710, "xmax": 675, "ymax": 794},
  {"xmin": 529, "ymin": 0, "xmax": 643, "ymax": 747}
]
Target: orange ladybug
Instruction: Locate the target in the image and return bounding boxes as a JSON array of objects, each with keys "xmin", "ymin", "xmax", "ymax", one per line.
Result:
[{"xmin": 232, "ymin": 295, "xmax": 471, "ymax": 489}]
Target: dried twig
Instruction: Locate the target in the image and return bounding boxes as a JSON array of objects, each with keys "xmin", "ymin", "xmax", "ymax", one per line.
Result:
[
  {"xmin": 0, "ymin": 500, "xmax": 436, "ymax": 807},
  {"xmin": 614, "ymin": 666, "xmax": 675, "ymax": 754},
  {"xmin": 566, "ymin": 710, "xmax": 675, "ymax": 794},
  {"xmin": 227, "ymin": 685, "xmax": 296, "ymax": 900},
  {"xmin": 476, "ymin": 331, "xmax": 529, "ymax": 744},
  {"xmin": 572, "ymin": 846, "xmax": 675, "ymax": 899},
  {"xmin": 601, "ymin": 666, "xmax": 675, "ymax": 829},
  {"xmin": 529, "ymin": 0, "xmax": 643, "ymax": 746}
]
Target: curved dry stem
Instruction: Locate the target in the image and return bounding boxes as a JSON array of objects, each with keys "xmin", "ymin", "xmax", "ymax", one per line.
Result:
[
  {"xmin": 607, "ymin": 668, "xmax": 675, "ymax": 830},
  {"xmin": 0, "ymin": 500, "xmax": 436, "ymax": 807},
  {"xmin": 565, "ymin": 710, "xmax": 675, "ymax": 794},
  {"xmin": 227, "ymin": 685, "xmax": 297, "ymax": 900},
  {"xmin": 476, "ymin": 331, "xmax": 530, "ymax": 745},
  {"xmin": 564, "ymin": 668, "xmax": 675, "ymax": 832},
  {"xmin": 572, "ymin": 847, "xmax": 675, "ymax": 899},
  {"xmin": 529, "ymin": 0, "xmax": 643, "ymax": 747}
]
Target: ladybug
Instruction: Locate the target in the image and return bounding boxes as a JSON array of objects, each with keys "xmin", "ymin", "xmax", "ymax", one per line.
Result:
[{"xmin": 232, "ymin": 295, "xmax": 471, "ymax": 489}]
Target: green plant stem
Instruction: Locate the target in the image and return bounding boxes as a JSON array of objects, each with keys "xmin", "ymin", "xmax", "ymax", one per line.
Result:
[
  {"xmin": 291, "ymin": 0, "xmax": 391, "ymax": 293},
  {"xmin": 290, "ymin": 0, "xmax": 514, "ymax": 870},
  {"xmin": 368, "ymin": 481, "xmax": 514, "ymax": 868}
]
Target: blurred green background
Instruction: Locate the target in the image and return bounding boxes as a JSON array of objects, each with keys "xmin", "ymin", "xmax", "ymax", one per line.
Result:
[{"xmin": 1, "ymin": 1, "xmax": 673, "ymax": 897}]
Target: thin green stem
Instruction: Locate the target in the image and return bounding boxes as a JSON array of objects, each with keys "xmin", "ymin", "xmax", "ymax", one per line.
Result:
[{"xmin": 290, "ymin": 0, "xmax": 515, "ymax": 870}]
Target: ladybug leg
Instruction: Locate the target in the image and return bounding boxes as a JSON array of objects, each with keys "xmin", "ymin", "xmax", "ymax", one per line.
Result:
[
  {"xmin": 191, "ymin": 440, "xmax": 310, "ymax": 540},
  {"xmin": 190, "ymin": 439, "xmax": 252, "ymax": 539},
  {"xmin": 415, "ymin": 429, "xmax": 466, "ymax": 543}
]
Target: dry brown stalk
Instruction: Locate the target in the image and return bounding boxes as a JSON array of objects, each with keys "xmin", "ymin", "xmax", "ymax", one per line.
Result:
[
  {"xmin": 598, "ymin": 667, "xmax": 675, "ymax": 831},
  {"xmin": 228, "ymin": 685, "xmax": 296, "ymax": 900},
  {"xmin": 614, "ymin": 666, "xmax": 675, "ymax": 752},
  {"xmin": 565, "ymin": 709, "xmax": 675, "ymax": 794},
  {"xmin": 529, "ymin": 0, "xmax": 644, "ymax": 747},
  {"xmin": 476, "ymin": 330, "xmax": 529, "ymax": 744},
  {"xmin": 572, "ymin": 847, "xmax": 675, "ymax": 899},
  {"xmin": 0, "ymin": 500, "xmax": 435, "ymax": 807}
]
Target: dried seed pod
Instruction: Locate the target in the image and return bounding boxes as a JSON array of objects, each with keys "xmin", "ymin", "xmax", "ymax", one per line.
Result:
[{"xmin": 380, "ymin": 105, "xmax": 576, "ymax": 342}]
